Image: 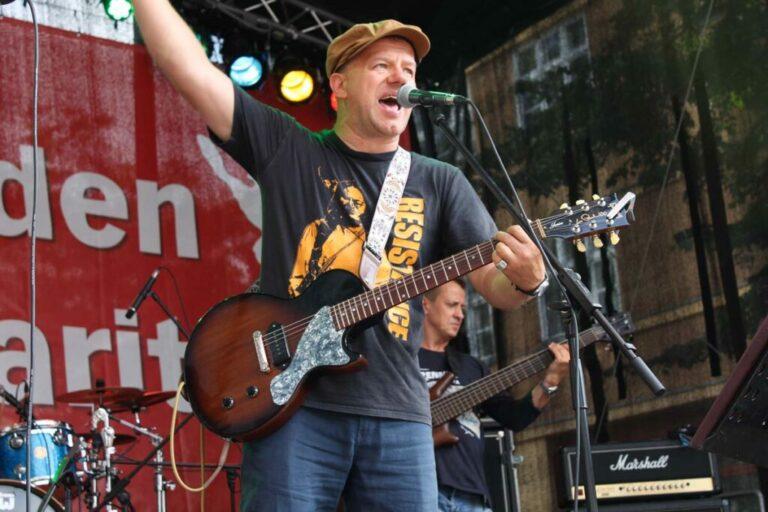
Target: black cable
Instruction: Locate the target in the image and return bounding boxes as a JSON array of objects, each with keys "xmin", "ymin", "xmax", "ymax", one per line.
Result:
[
  {"xmin": 23, "ymin": 1, "xmax": 39, "ymax": 510},
  {"xmin": 158, "ymin": 266, "xmax": 193, "ymax": 333}
]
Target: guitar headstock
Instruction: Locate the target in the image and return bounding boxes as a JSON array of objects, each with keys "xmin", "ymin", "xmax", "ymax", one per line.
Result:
[{"xmin": 538, "ymin": 192, "xmax": 636, "ymax": 252}]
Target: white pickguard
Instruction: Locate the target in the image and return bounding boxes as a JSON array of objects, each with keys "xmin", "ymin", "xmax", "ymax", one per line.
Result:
[{"xmin": 269, "ymin": 307, "xmax": 350, "ymax": 405}]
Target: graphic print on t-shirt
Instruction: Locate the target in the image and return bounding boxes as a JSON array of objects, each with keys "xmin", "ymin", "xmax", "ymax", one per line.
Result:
[
  {"xmin": 420, "ymin": 369, "xmax": 482, "ymax": 439},
  {"xmin": 287, "ymin": 170, "xmax": 424, "ymax": 343}
]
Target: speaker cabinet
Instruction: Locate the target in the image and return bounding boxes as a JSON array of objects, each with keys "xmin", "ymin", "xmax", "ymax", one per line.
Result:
[
  {"xmin": 595, "ymin": 497, "xmax": 730, "ymax": 511},
  {"xmin": 482, "ymin": 419, "xmax": 520, "ymax": 512}
]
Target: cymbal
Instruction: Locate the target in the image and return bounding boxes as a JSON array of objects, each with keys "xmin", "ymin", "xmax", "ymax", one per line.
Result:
[
  {"xmin": 76, "ymin": 431, "xmax": 137, "ymax": 446},
  {"xmin": 57, "ymin": 387, "xmax": 143, "ymax": 404},
  {"xmin": 108, "ymin": 391, "xmax": 177, "ymax": 413}
]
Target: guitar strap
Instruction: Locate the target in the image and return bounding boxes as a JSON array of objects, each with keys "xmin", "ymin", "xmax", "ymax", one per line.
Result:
[{"xmin": 359, "ymin": 146, "xmax": 411, "ymax": 289}]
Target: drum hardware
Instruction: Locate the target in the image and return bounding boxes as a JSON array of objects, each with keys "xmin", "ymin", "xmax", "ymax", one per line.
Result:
[
  {"xmin": 106, "ymin": 412, "xmax": 169, "ymax": 512},
  {"xmin": 93, "ymin": 413, "xmax": 195, "ymax": 512},
  {"xmin": 74, "ymin": 432, "xmax": 137, "ymax": 447},
  {"xmin": 38, "ymin": 438, "xmax": 83, "ymax": 511},
  {"xmin": 0, "ymin": 385, "xmax": 202, "ymax": 511}
]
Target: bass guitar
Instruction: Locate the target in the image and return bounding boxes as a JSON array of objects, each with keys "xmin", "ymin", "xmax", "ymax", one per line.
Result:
[
  {"xmin": 184, "ymin": 193, "xmax": 635, "ymax": 440},
  {"xmin": 429, "ymin": 313, "xmax": 634, "ymax": 447}
]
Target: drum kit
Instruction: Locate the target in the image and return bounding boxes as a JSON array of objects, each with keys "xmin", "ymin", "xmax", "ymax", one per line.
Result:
[{"xmin": 0, "ymin": 385, "xmax": 178, "ymax": 511}]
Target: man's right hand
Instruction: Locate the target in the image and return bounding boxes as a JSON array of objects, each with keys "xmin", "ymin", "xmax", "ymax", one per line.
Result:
[{"xmin": 133, "ymin": 0, "xmax": 234, "ymax": 141}]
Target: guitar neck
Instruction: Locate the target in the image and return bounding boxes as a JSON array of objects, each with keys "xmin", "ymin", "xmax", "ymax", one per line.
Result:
[
  {"xmin": 330, "ymin": 240, "xmax": 495, "ymax": 330},
  {"xmin": 430, "ymin": 326, "xmax": 604, "ymax": 426}
]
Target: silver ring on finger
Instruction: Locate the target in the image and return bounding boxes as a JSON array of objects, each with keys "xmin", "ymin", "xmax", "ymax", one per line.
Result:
[{"xmin": 495, "ymin": 259, "xmax": 508, "ymax": 272}]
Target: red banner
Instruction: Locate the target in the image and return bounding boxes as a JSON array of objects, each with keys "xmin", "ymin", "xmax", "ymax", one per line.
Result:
[{"xmin": 0, "ymin": 17, "xmax": 345, "ymax": 509}]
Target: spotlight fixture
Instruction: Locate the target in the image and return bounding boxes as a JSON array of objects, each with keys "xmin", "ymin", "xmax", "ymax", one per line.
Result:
[
  {"xmin": 279, "ymin": 69, "xmax": 315, "ymax": 103},
  {"xmin": 102, "ymin": 0, "xmax": 133, "ymax": 22},
  {"xmin": 229, "ymin": 55, "xmax": 267, "ymax": 89},
  {"xmin": 329, "ymin": 91, "xmax": 338, "ymax": 112}
]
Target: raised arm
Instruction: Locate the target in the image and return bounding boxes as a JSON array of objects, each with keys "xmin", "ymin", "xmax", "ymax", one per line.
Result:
[{"xmin": 133, "ymin": 0, "xmax": 234, "ymax": 141}]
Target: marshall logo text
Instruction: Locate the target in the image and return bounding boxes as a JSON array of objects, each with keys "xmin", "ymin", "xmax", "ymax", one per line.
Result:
[{"xmin": 609, "ymin": 453, "xmax": 670, "ymax": 471}]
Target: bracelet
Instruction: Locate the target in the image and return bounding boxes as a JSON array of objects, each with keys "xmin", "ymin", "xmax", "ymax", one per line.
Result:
[
  {"xmin": 514, "ymin": 276, "xmax": 549, "ymax": 297},
  {"xmin": 539, "ymin": 381, "xmax": 559, "ymax": 396}
]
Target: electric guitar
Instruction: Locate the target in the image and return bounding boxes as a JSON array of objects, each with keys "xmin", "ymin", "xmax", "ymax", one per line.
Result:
[
  {"xmin": 183, "ymin": 193, "xmax": 636, "ymax": 441},
  {"xmin": 429, "ymin": 313, "xmax": 634, "ymax": 447}
]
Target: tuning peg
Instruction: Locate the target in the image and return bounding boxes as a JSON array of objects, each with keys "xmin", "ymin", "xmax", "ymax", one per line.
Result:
[
  {"xmin": 592, "ymin": 194, "xmax": 601, "ymax": 200},
  {"xmin": 560, "ymin": 202, "xmax": 569, "ymax": 210},
  {"xmin": 593, "ymin": 235, "xmax": 604, "ymax": 248},
  {"xmin": 574, "ymin": 239, "xmax": 587, "ymax": 253},
  {"xmin": 575, "ymin": 199, "xmax": 586, "ymax": 205},
  {"xmin": 610, "ymin": 231, "xmax": 620, "ymax": 245}
]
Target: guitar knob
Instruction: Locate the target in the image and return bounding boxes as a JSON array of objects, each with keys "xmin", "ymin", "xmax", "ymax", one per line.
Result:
[
  {"xmin": 610, "ymin": 231, "xmax": 621, "ymax": 245},
  {"xmin": 574, "ymin": 239, "xmax": 587, "ymax": 253},
  {"xmin": 222, "ymin": 397, "xmax": 235, "ymax": 410},
  {"xmin": 593, "ymin": 235, "xmax": 604, "ymax": 248}
]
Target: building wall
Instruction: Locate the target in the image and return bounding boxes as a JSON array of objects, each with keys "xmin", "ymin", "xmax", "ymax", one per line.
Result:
[{"xmin": 465, "ymin": 0, "xmax": 765, "ymax": 508}]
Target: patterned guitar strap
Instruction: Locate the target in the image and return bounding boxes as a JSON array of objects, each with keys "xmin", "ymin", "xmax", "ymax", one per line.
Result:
[{"xmin": 359, "ymin": 146, "xmax": 411, "ymax": 290}]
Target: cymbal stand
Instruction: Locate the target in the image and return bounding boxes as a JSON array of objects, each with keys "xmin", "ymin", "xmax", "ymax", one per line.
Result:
[
  {"xmin": 108, "ymin": 412, "xmax": 174, "ymax": 511},
  {"xmin": 91, "ymin": 407, "xmax": 116, "ymax": 512}
]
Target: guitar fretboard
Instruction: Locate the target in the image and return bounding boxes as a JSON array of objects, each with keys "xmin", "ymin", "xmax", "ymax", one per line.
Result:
[
  {"xmin": 430, "ymin": 326, "xmax": 603, "ymax": 426},
  {"xmin": 329, "ymin": 240, "xmax": 495, "ymax": 330}
]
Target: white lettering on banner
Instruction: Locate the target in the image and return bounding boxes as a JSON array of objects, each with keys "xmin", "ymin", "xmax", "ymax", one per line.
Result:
[
  {"xmin": 62, "ymin": 326, "xmax": 112, "ymax": 394},
  {"xmin": 0, "ymin": 320, "xmax": 54, "ymax": 405},
  {"xmin": 0, "ymin": 317, "xmax": 189, "ymax": 410},
  {"xmin": 61, "ymin": 172, "xmax": 128, "ymax": 248},
  {"xmin": 0, "ymin": 145, "xmax": 200, "ymax": 259},
  {"xmin": 609, "ymin": 453, "xmax": 670, "ymax": 471},
  {"xmin": 137, "ymin": 179, "xmax": 199, "ymax": 259},
  {"xmin": 116, "ymin": 330, "xmax": 144, "ymax": 389},
  {"xmin": 147, "ymin": 319, "xmax": 191, "ymax": 413},
  {"xmin": 0, "ymin": 145, "xmax": 53, "ymax": 239}
]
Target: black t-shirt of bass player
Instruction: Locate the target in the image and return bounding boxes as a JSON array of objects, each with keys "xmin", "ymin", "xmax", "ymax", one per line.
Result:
[
  {"xmin": 213, "ymin": 85, "xmax": 497, "ymax": 425},
  {"xmin": 419, "ymin": 348, "xmax": 540, "ymax": 502}
]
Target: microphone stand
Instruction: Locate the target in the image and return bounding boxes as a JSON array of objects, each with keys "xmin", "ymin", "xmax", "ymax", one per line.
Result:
[
  {"xmin": 432, "ymin": 112, "xmax": 666, "ymax": 512},
  {"xmin": 148, "ymin": 290, "xmax": 190, "ymax": 340}
]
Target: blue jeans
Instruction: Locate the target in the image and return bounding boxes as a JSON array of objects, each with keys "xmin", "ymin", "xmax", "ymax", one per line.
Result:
[
  {"xmin": 240, "ymin": 407, "xmax": 438, "ymax": 511},
  {"xmin": 438, "ymin": 486, "xmax": 492, "ymax": 512}
]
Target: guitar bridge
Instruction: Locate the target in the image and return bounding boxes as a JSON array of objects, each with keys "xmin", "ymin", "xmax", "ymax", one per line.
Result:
[{"xmin": 252, "ymin": 330, "xmax": 270, "ymax": 373}]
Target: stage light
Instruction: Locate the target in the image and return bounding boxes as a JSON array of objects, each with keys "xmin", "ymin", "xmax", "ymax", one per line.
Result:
[
  {"xmin": 102, "ymin": 0, "xmax": 133, "ymax": 22},
  {"xmin": 279, "ymin": 69, "xmax": 315, "ymax": 104},
  {"xmin": 229, "ymin": 55, "xmax": 266, "ymax": 89},
  {"xmin": 330, "ymin": 91, "xmax": 338, "ymax": 112}
]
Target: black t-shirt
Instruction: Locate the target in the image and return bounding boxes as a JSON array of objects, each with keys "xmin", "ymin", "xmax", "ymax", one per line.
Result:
[
  {"xmin": 419, "ymin": 348, "xmax": 540, "ymax": 501},
  {"xmin": 215, "ymin": 85, "xmax": 497, "ymax": 424}
]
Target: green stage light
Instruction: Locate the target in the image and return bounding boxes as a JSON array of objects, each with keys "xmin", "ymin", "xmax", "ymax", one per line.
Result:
[{"xmin": 103, "ymin": 0, "xmax": 133, "ymax": 22}]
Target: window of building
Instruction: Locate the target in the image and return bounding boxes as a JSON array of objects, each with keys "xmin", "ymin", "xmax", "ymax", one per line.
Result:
[
  {"xmin": 465, "ymin": 280, "xmax": 497, "ymax": 367},
  {"xmin": 513, "ymin": 14, "xmax": 590, "ymax": 127}
]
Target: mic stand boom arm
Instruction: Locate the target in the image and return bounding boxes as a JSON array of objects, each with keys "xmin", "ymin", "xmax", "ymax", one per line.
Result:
[
  {"xmin": 431, "ymin": 112, "xmax": 665, "ymax": 512},
  {"xmin": 431, "ymin": 113, "xmax": 665, "ymax": 395}
]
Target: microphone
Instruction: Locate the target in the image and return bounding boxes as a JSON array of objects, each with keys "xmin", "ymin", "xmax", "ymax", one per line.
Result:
[
  {"xmin": 396, "ymin": 84, "xmax": 467, "ymax": 108},
  {"xmin": 0, "ymin": 384, "xmax": 24, "ymax": 412},
  {"xmin": 125, "ymin": 269, "xmax": 160, "ymax": 319}
]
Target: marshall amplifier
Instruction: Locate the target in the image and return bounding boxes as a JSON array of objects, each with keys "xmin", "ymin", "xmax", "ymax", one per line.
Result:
[{"xmin": 561, "ymin": 440, "xmax": 720, "ymax": 503}]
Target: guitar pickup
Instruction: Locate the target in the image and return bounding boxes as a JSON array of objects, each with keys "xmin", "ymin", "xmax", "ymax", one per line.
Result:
[
  {"xmin": 268, "ymin": 322, "xmax": 291, "ymax": 367},
  {"xmin": 252, "ymin": 330, "xmax": 270, "ymax": 373}
]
